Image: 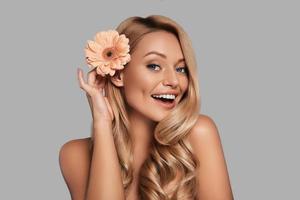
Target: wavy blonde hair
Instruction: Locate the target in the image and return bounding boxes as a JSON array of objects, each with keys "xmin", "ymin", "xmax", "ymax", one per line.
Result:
[{"xmin": 90, "ymin": 15, "xmax": 201, "ymax": 199}]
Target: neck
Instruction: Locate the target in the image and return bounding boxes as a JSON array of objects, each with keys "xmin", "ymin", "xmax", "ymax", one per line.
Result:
[{"xmin": 128, "ymin": 109, "xmax": 156, "ymax": 173}]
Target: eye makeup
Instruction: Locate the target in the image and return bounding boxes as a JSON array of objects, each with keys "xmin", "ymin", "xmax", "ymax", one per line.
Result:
[{"xmin": 146, "ymin": 63, "xmax": 188, "ymax": 74}]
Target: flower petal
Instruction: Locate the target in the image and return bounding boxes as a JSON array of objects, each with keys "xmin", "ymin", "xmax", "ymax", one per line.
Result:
[
  {"xmin": 91, "ymin": 61, "xmax": 104, "ymax": 67},
  {"xmin": 115, "ymin": 36, "xmax": 129, "ymax": 52},
  {"xmin": 84, "ymin": 49, "xmax": 97, "ymax": 58},
  {"xmin": 100, "ymin": 65, "xmax": 110, "ymax": 74},
  {"xmin": 119, "ymin": 54, "xmax": 131, "ymax": 65},
  {"xmin": 114, "ymin": 59, "xmax": 121, "ymax": 68},
  {"xmin": 96, "ymin": 66, "xmax": 106, "ymax": 76},
  {"xmin": 96, "ymin": 33, "xmax": 109, "ymax": 47},
  {"xmin": 110, "ymin": 61, "xmax": 116, "ymax": 69},
  {"xmin": 86, "ymin": 40, "xmax": 101, "ymax": 52},
  {"xmin": 109, "ymin": 69, "xmax": 116, "ymax": 76}
]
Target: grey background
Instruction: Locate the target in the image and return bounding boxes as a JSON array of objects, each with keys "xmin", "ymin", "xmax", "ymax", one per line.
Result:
[{"xmin": 0, "ymin": 0, "xmax": 299, "ymax": 199}]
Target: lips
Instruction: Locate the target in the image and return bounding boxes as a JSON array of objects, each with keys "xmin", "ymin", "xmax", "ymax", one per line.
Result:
[
  {"xmin": 151, "ymin": 95, "xmax": 176, "ymax": 109},
  {"xmin": 151, "ymin": 95, "xmax": 174, "ymax": 102}
]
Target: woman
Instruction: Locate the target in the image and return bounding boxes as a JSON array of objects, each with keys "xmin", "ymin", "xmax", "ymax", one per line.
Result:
[{"xmin": 59, "ymin": 15, "xmax": 234, "ymax": 200}]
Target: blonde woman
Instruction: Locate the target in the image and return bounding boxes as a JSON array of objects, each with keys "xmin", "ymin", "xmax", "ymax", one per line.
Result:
[{"xmin": 59, "ymin": 15, "xmax": 234, "ymax": 200}]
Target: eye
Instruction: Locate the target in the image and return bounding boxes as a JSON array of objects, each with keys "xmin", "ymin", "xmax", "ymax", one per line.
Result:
[
  {"xmin": 176, "ymin": 66, "xmax": 188, "ymax": 74},
  {"xmin": 147, "ymin": 64, "xmax": 161, "ymax": 71}
]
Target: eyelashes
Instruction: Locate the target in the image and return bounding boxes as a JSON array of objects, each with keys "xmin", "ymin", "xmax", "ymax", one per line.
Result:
[
  {"xmin": 177, "ymin": 67, "xmax": 188, "ymax": 74},
  {"xmin": 146, "ymin": 64, "xmax": 188, "ymax": 74},
  {"xmin": 146, "ymin": 64, "xmax": 160, "ymax": 71}
]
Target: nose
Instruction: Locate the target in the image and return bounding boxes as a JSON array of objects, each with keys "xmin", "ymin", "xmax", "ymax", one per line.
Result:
[{"xmin": 162, "ymin": 68, "xmax": 179, "ymax": 88}]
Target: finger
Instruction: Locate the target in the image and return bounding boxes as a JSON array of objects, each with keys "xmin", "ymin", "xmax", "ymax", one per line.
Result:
[
  {"xmin": 77, "ymin": 68, "xmax": 90, "ymax": 92},
  {"xmin": 87, "ymin": 67, "xmax": 97, "ymax": 85},
  {"xmin": 96, "ymin": 66, "xmax": 106, "ymax": 78}
]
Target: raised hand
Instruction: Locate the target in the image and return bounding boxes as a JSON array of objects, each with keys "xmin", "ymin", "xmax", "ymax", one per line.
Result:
[
  {"xmin": 77, "ymin": 67, "xmax": 114, "ymax": 124},
  {"xmin": 76, "ymin": 67, "xmax": 126, "ymax": 200}
]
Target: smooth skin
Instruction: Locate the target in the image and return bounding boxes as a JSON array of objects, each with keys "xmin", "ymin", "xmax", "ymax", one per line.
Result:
[{"xmin": 59, "ymin": 31, "xmax": 234, "ymax": 200}]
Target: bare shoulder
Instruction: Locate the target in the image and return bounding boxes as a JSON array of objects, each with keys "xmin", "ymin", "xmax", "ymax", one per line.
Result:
[
  {"xmin": 190, "ymin": 114, "xmax": 219, "ymax": 137},
  {"xmin": 187, "ymin": 114, "xmax": 225, "ymax": 164},
  {"xmin": 188, "ymin": 114, "xmax": 220, "ymax": 148},
  {"xmin": 59, "ymin": 137, "xmax": 92, "ymax": 199},
  {"xmin": 187, "ymin": 114, "xmax": 234, "ymax": 199},
  {"xmin": 187, "ymin": 114, "xmax": 222, "ymax": 159},
  {"xmin": 59, "ymin": 137, "xmax": 92, "ymax": 156}
]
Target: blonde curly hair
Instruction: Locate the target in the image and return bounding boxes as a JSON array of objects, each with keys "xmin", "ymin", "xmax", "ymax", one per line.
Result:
[{"xmin": 90, "ymin": 15, "xmax": 201, "ymax": 199}]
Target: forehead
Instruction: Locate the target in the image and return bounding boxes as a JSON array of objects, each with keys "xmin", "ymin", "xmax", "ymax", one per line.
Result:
[{"xmin": 132, "ymin": 31, "xmax": 184, "ymax": 60}]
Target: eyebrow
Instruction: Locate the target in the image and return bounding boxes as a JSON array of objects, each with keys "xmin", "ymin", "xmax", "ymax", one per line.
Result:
[{"xmin": 143, "ymin": 51, "xmax": 185, "ymax": 64}]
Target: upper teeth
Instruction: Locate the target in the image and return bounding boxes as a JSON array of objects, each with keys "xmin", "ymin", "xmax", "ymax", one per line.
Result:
[{"xmin": 152, "ymin": 94, "xmax": 176, "ymax": 99}]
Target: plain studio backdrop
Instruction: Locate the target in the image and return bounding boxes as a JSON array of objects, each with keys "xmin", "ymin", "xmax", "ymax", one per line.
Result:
[{"xmin": 0, "ymin": 0, "xmax": 299, "ymax": 199}]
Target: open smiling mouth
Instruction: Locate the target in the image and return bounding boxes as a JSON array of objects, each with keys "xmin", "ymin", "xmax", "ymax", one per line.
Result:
[{"xmin": 151, "ymin": 95, "xmax": 176, "ymax": 108}]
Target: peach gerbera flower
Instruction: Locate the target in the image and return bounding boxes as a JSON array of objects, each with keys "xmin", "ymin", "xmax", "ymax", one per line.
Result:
[{"xmin": 84, "ymin": 29, "xmax": 131, "ymax": 76}]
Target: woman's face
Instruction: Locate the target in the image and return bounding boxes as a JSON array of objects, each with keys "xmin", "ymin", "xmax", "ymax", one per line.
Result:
[{"xmin": 119, "ymin": 30, "xmax": 189, "ymax": 122}]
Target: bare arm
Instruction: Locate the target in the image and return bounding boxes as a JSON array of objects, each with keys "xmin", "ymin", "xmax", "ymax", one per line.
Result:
[
  {"xmin": 59, "ymin": 68, "xmax": 126, "ymax": 200},
  {"xmin": 85, "ymin": 122, "xmax": 125, "ymax": 200}
]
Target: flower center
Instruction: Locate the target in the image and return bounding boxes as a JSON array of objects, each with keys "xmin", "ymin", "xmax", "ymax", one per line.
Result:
[
  {"xmin": 107, "ymin": 51, "xmax": 112, "ymax": 57},
  {"xmin": 103, "ymin": 47, "xmax": 116, "ymax": 60}
]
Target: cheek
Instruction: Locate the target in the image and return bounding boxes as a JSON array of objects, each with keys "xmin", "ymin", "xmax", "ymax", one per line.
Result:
[
  {"xmin": 124, "ymin": 85, "xmax": 144, "ymax": 106},
  {"xmin": 123, "ymin": 72, "xmax": 153, "ymax": 108},
  {"xmin": 180, "ymin": 77, "xmax": 189, "ymax": 93},
  {"xmin": 124, "ymin": 65, "xmax": 157, "ymax": 96},
  {"xmin": 122, "ymin": 71, "xmax": 166, "ymax": 121}
]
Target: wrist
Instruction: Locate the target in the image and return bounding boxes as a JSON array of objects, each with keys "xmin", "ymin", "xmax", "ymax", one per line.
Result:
[
  {"xmin": 92, "ymin": 121, "xmax": 113, "ymax": 141},
  {"xmin": 93, "ymin": 120, "xmax": 112, "ymax": 129},
  {"xmin": 92, "ymin": 112, "xmax": 113, "ymax": 124}
]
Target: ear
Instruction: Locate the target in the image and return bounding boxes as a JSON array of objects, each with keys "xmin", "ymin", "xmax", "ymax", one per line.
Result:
[{"xmin": 110, "ymin": 70, "xmax": 124, "ymax": 87}]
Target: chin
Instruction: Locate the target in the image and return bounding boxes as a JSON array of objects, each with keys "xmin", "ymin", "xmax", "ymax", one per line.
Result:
[{"xmin": 150, "ymin": 110, "xmax": 172, "ymax": 123}]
